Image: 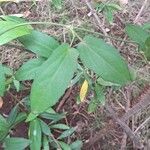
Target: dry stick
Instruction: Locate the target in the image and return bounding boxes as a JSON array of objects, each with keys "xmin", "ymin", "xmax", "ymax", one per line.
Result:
[
  {"xmin": 85, "ymin": 0, "xmax": 111, "ymax": 43},
  {"xmin": 105, "ymin": 104, "xmax": 143, "ymax": 149},
  {"xmin": 134, "ymin": 116, "xmax": 150, "ymax": 134},
  {"xmin": 120, "ymin": 88, "xmax": 131, "ymax": 150},
  {"xmin": 84, "ymin": 123, "xmax": 113, "ymax": 148},
  {"xmin": 134, "ymin": 0, "xmax": 148, "ymax": 24},
  {"xmin": 56, "ymin": 88, "xmax": 72, "ymax": 112},
  {"xmin": 121, "ymin": 92, "xmax": 150, "ymax": 122}
]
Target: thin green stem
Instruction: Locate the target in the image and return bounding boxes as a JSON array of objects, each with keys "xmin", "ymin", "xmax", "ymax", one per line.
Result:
[{"xmin": 0, "ymin": 21, "xmax": 136, "ymax": 44}]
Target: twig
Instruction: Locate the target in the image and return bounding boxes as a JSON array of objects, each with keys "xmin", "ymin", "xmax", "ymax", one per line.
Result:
[
  {"xmin": 120, "ymin": 87, "xmax": 131, "ymax": 150},
  {"xmin": 85, "ymin": 0, "xmax": 111, "ymax": 43},
  {"xmin": 84, "ymin": 123, "xmax": 113, "ymax": 148},
  {"xmin": 56, "ymin": 88, "xmax": 72, "ymax": 112},
  {"xmin": 134, "ymin": 116, "xmax": 150, "ymax": 134},
  {"xmin": 121, "ymin": 89, "xmax": 150, "ymax": 122},
  {"xmin": 105, "ymin": 104, "xmax": 143, "ymax": 149},
  {"xmin": 134, "ymin": 0, "xmax": 148, "ymax": 23}
]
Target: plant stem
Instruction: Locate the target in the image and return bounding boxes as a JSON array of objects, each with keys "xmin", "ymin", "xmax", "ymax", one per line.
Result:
[{"xmin": 0, "ymin": 21, "xmax": 136, "ymax": 44}]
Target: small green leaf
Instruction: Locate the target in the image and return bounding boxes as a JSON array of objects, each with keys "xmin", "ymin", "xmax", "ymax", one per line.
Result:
[
  {"xmin": 19, "ymin": 30, "xmax": 59, "ymax": 58},
  {"xmin": 70, "ymin": 140, "xmax": 83, "ymax": 150},
  {"xmin": 50, "ymin": 124, "xmax": 70, "ymax": 130},
  {"xmin": 40, "ymin": 112, "xmax": 66, "ymax": 122},
  {"xmin": 95, "ymin": 84, "xmax": 105, "ymax": 105},
  {"xmin": 97, "ymin": 77, "xmax": 120, "ymax": 86},
  {"xmin": 26, "ymin": 113, "xmax": 38, "ymax": 122},
  {"xmin": 12, "ymin": 112, "xmax": 27, "ymax": 127},
  {"xmin": 15, "ymin": 58, "xmax": 45, "ymax": 81},
  {"xmin": 30, "ymin": 44, "xmax": 78, "ymax": 114},
  {"xmin": 40, "ymin": 119, "xmax": 51, "ymax": 135},
  {"xmin": 0, "ymin": 114, "xmax": 9, "ymax": 141},
  {"xmin": 57, "ymin": 127, "xmax": 76, "ymax": 140},
  {"xmin": 3, "ymin": 138, "xmax": 30, "ymax": 150},
  {"xmin": 7, "ymin": 105, "xmax": 19, "ymax": 126},
  {"xmin": 59, "ymin": 141, "xmax": 71, "ymax": 150},
  {"xmin": 125, "ymin": 24, "xmax": 149, "ymax": 50},
  {"xmin": 104, "ymin": 7, "xmax": 114, "ymax": 24},
  {"xmin": 0, "ymin": 64, "xmax": 5, "ymax": 96},
  {"xmin": 107, "ymin": 3, "xmax": 122, "ymax": 11},
  {"xmin": 88, "ymin": 98, "xmax": 98, "ymax": 113},
  {"xmin": 144, "ymin": 37, "xmax": 150, "ymax": 61},
  {"xmin": 142, "ymin": 22, "xmax": 150, "ymax": 30},
  {"xmin": 43, "ymin": 136, "xmax": 49, "ymax": 150},
  {"xmin": 0, "ymin": 21, "xmax": 31, "ymax": 45},
  {"xmin": 52, "ymin": 0, "xmax": 62, "ymax": 9},
  {"xmin": 77, "ymin": 35, "xmax": 131, "ymax": 85},
  {"xmin": 13, "ymin": 80, "xmax": 20, "ymax": 92},
  {"xmin": 3, "ymin": 66, "xmax": 13, "ymax": 76},
  {"xmin": 29, "ymin": 118, "xmax": 42, "ymax": 150}
]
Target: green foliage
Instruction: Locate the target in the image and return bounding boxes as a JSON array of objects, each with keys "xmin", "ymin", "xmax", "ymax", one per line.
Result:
[
  {"xmin": 125, "ymin": 24, "xmax": 150, "ymax": 60},
  {"xmin": 29, "ymin": 118, "xmax": 42, "ymax": 150},
  {"xmin": 88, "ymin": 84, "xmax": 105, "ymax": 113},
  {"xmin": 30, "ymin": 44, "xmax": 78, "ymax": 114},
  {"xmin": 70, "ymin": 140, "xmax": 83, "ymax": 150},
  {"xmin": 0, "ymin": 105, "xmax": 27, "ymax": 142},
  {"xmin": 15, "ymin": 58, "xmax": 45, "ymax": 81},
  {"xmin": 77, "ymin": 36, "xmax": 132, "ymax": 85},
  {"xmin": 3, "ymin": 138, "xmax": 30, "ymax": 150},
  {"xmin": 0, "ymin": 21, "xmax": 31, "ymax": 45},
  {"xmin": 19, "ymin": 30, "xmax": 59, "ymax": 58},
  {"xmin": 0, "ymin": 15, "xmax": 136, "ymax": 149},
  {"xmin": 0, "ymin": 64, "xmax": 5, "ymax": 96},
  {"xmin": 51, "ymin": 0, "xmax": 62, "ymax": 9},
  {"xmin": 95, "ymin": 2, "xmax": 121, "ymax": 24}
]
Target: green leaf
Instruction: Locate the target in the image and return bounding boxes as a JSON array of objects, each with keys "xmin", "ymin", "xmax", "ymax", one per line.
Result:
[
  {"xmin": 0, "ymin": 16, "xmax": 26, "ymax": 23},
  {"xmin": 142, "ymin": 22, "xmax": 150, "ymax": 30},
  {"xmin": 3, "ymin": 65, "xmax": 13, "ymax": 76},
  {"xmin": 13, "ymin": 80, "xmax": 20, "ymax": 92},
  {"xmin": 3, "ymin": 138, "xmax": 30, "ymax": 150},
  {"xmin": 30, "ymin": 44, "xmax": 78, "ymax": 114},
  {"xmin": 50, "ymin": 124, "xmax": 70, "ymax": 130},
  {"xmin": 104, "ymin": 7, "xmax": 114, "ymax": 24},
  {"xmin": 70, "ymin": 140, "xmax": 83, "ymax": 150},
  {"xmin": 0, "ymin": 64, "xmax": 5, "ymax": 96},
  {"xmin": 59, "ymin": 141, "xmax": 71, "ymax": 150},
  {"xmin": 26, "ymin": 113, "xmax": 38, "ymax": 122},
  {"xmin": 40, "ymin": 119, "xmax": 51, "ymax": 136},
  {"xmin": 19, "ymin": 30, "xmax": 59, "ymax": 58},
  {"xmin": 12, "ymin": 112, "xmax": 27, "ymax": 127},
  {"xmin": 15, "ymin": 58, "xmax": 45, "ymax": 81},
  {"xmin": 52, "ymin": 0, "xmax": 62, "ymax": 9},
  {"xmin": 144, "ymin": 37, "xmax": 150, "ymax": 60},
  {"xmin": 43, "ymin": 136, "xmax": 49, "ymax": 150},
  {"xmin": 57, "ymin": 127, "xmax": 76, "ymax": 140},
  {"xmin": 7, "ymin": 105, "xmax": 19, "ymax": 126},
  {"xmin": 40, "ymin": 112, "xmax": 66, "ymax": 122},
  {"xmin": 88, "ymin": 98, "xmax": 98, "ymax": 113},
  {"xmin": 95, "ymin": 84, "xmax": 105, "ymax": 105},
  {"xmin": 77, "ymin": 35, "xmax": 131, "ymax": 85},
  {"xmin": 97, "ymin": 77, "xmax": 120, "ymax": 86},
  {"xmin": 125, "ymin": 24, "xmax": 149, "ymax": 50},
  {"xmin": 0, "ymin": 114, "xmax": 9, "ymax": 141},
  {"xmin": 0, "ymin": 21, "xmax": 31, "ymax": 45},
  {"xmin": 29, "ymin": 118, "xmax": 42, "ymax": 150}
]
